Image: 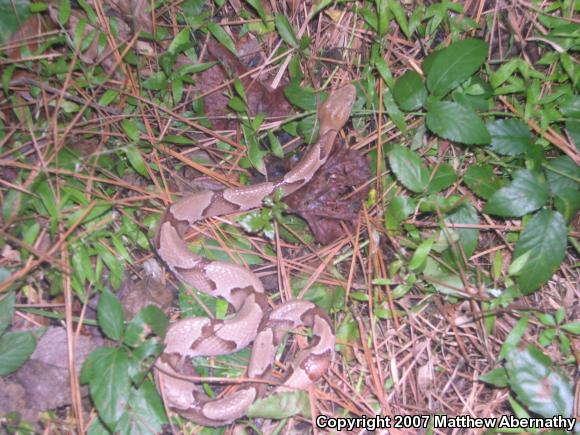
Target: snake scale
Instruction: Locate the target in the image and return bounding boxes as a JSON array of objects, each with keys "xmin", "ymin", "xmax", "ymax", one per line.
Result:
[{"xmin": 154, "ymin": 84, "xmax": 356, "ymax": 426}]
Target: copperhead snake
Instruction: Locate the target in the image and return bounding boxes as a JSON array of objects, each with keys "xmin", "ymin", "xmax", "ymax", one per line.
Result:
[{"xmin": 154, "ymin": 84, "xmax": 356, "ymax": 426}]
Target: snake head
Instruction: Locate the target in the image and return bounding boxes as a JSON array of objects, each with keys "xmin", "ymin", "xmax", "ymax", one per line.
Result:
[{"xmin": 318, "ymin": 84, "xmax": 356, "ymax": 135}]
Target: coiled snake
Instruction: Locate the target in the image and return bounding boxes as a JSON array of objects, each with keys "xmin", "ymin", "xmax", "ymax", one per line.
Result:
[{"xmin": 154, "ymin": 84, "xmax": 356, "ymax": 426}]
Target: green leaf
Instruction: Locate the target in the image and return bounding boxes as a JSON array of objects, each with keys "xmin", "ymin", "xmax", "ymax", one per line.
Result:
[
  {"xmin": 125, "ymin": 305, "xmax": 168, "ymax": 347},
  {"xmin": 388, "ymin": 0, "xmax": 410, "ymax": 38},
  {"xmin": 242, "ymin": 125, "xmax": 266, "ymax": 175},
  {"xmin": 167, "ymin": 28, "xmax": 190, "ymax": 55},
  {"xmin": 0, "ymin": 0, "xmax": 30, "ymax": 44},
  {"xmin": 34, "ymin": 181, "xmax": 59, "ymax": 222},
  {"xmin": 388, "ymin": 144, "xmax": 430, "ymax": 193},
  {"xmin": 58, "ymin": 0, "xmax": 71, "ymax": 24},
  {"xmin": 499, "ymin": 315, "xmax": 528, "ymax": 360},
  {"xmin": 291, "ymin": 277, "xmax": 344, "ymax": 313},
  {"xmin": 445, "ymin": 201, "xmax": 479, "ymax": 259},
  {"xmin": 392, "ymin": 71, "xmax": 426, "ymax": 111},
  {"xmin": 383, "ymin": 90, "xmax": 407, "ymax": 132},
  {"xmin": 423, "ymin": 257, "xmax": 465, "ymax": 297},
  {"xmin": 425, "ymin": 38, "xmax": 489, "ymax": 97},
  {"xmin": 545, "ymin": 156, "xmax": 580, "ymax": 196},
  {"xmin": 248, "ymin": 390, "xmax": 310, "ymax": 419},
  {"xmin": 0, "ymin": 331, "xmax": 36, "ymax": 375},
  {"xmin": 512, "ymin": 210, "xmax": 567, "ymax": 294},
  {"xmin": 374, "ymin": 56, "xmax": 393, "ymax": 88},
  {"xmin": 484, "ymin": 170, "xmax": 549, "ymax": 217},
  {"xmin": 94, "ymin": 243, "xmax": 124, "ymax": 289},
  {"xmin": 505, "ymin": 344, "xmax": 573, "ymax": 418},
  {"xmin": 464, "ymin": 164, "xmax": 504, "ymax": 199},
  {"xmin": 561, "ymin": 322, "xmax": 580, "ymax": 334},
  {"xmin": 479, "ymin": 367, "xmax": 509, "ymax": 387},
  {"xmin": 0, "ymin": 292, "xmax": 15, "ymax": 336},
  {"xmin": 238, "ymin": 209, "xmax": 275, "ymax": 240},
  {"xmin": 97, "ymin": 289, "xmax": 125, "ymax": 341},
  {"xmin": 98, "ymin": 90, "xmax": 119, "ymax": 106},
  {"xmin": 560, "ymin": 95, "xmax": 580, "ymax": 119},
  {"xmin": 284, "ymin": 84, "xmax": 319, "ymax": 111},
  {"xmin": 85, "ymin": 347, "xmax": 131, "ymax": 429},
  {"xmin": 207, "ymin": 22, "xmax": 237, "ymax": 55},
  {"xmin": 245, "ymin": 0, "xmax": 267, "ymax": 21},
  {"xmin": 385, "ymin": 195, "xmax": 415, "ymax": 235},
  {"xmin": 121, "ymin": 120, "xmax": 140, "ymax": 142},
  {"xmin": 142, "ymin": 72, "xmax": 167, "ymax": 90},
  {"xmin": 275, "ymin": 14, "xmax": 299, "ymax": 48},
  {"xmin": 114, "ymin": 380, "xmax": 167, "ymax": 433},
  {"xmin": 124, "ymin": 145, "xmax": 149, "ymax": 178},
  {"xmin": 426, "ymin": 100, "xmax": 490, "ymax": 145},
  {"xmin": 427, "ymin": 163, "xmax": 457, "ymax": 193},
  {"xmin": 487, "ymin": 119, "xmax": 533, "ymax": 155},
  {"xmin": 409, "ymin": 235, "xmax": 435, "ymax": 270}
]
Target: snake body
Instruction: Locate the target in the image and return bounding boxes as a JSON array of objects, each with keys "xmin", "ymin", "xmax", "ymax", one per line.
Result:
[{"xmin": 154, "ymin": 85, "xmax": 356, "ymax": 426}]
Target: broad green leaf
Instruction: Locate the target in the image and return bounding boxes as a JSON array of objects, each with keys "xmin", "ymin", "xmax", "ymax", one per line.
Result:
[
  {"xmin": 121, "ymin": 120, "xmax": 140, "ymax": 142},
  {"xmin": 94, "ymin": 243, "xmax": 124, "ymax": 289},
  {"xmin": 375, "ymin": 0, "xmax": 390, "ymax": 36},
  {"xmin": 124, "ymin": 145, "xmax": 149, "ymax": 178},
  {"xmin": 85, "ymin": 347, "xmax": 131, "ymax": 429},
  {"xmin": 484, "ymin": 169, "xmax": 549, "ymax": 217},
  {"xmin": 142, "ymin": 72, "xmax": 167, "ymax": 90},
  {"xmin": 409, "ymin": 235, "xmax": 435, "ymax": 270},
  {"xmin": 374, "ymin": 56, "xmax": 393, "ymax": 88},
  {"xmin": 238, "ymin": 209, "xmax": 275, "ymax": 240},
  {"xmin": 207, "ymin": 22, "xmax": 237, "ymax": 55},
  {"xmin": 566, "ymin": 119, "xmax": 580, "ymax": 149},
  {"xmin": 382, "ymin": 90, "xmax": 406, "ymax": 132},
  {"xmin": 268, "ymin": 130, "xmax": 284, "ymax": 158},
  {"xmin": 545, "ymin": 155, "xmax": 580, "ymax": 196},
  {"xmin": 464, "ymin": 164, "xmax": 504, "ymax": 199},
  {"xmin": 292, "ymin": 277, "xmax": 345, "ymax": 313},
  {"xmin": 555, "ymin": 188, "xmax": 580, "ymax": 222},
  {"xmin": 423, "ymin": 257, "xmax": 465, "ymax": 297},
  {"xmin": 34, "ymin": 181, "xmax": 59, "ymax": 222},
  {"xmin": 245, "ymin": 0, "xmax": 267, "ymax": 21},
  {"xmin": 58, "ymin": 0, "xmax": 71, "ymax": 24},
  {"xmin": 512, "ymin": 210, "xmax": 567, "ymax": 294},
  {"xmin": 167, "ymin": 28, "xmax": 190, "ymax": 55},
  {"xmin": 427, "ymin": 163, "xmax": 457, "ymax": 193},
  {"xmin": 388, "ymin": 0, "xmax": 410, "ymax": 38},
  {"xmin": 444, "ymin": 201, "xmax": 479, "ymax": 259},
  {"xmin": 499, "ymin": 315, "xmax": 528, "ymax": 360},
  {"xmin": 392, "ymin": 71, "xmax": 426, "ymax": 111},
  {"xmin": 385, "ymin": 195, "xmax": 415, "ymax": 235},
  {"xmin": 0, "ymin": 292, "xmax": 15, "ymax": 336},
  {"xmin": 560, "ymin": 95, "xmax": 580, "ymax": 119},
  {"xmin": 0, "ymin": 331, "xmax": 36, "ymax": 375},
  {"xmin": 125, "ymin": 305, "xmax": 168, "ymax": 347},
  {"xmin": 114, "ymin": 380, "xmax": 167, "ymax": 433},
  {"xmin": 426, "ymin": 101, "xmax": 490, "ymax": 145},
  {"xmin": 388, "ymin": 145, "xmax": 430, "ymax": 193},
  {"xmin": 98, "ymin": 90, "xmax": 119, "ymax": 106},
  {"xmin": 177, "ymin": 61, "xmax": 217, "ymax": 76},
  {"xmin": 505, "ymin": 344, "xmax": 573, "ymax": 418},
  {"xmin": 0, "ymin": 0, "xmax": 30, "ymax": 44},
  {"xmin": 97, "ymin": 289, "xmax": 125, "ymax": 341},
  {"xmin": 284, "ymin": 84, "xmax": 319, "ymax": 111},
  {"xmin": 248, "ymin": 391, "xmax": 310, "ymax": 419},
  {"xmin": 425, "ymin": 39, "xmax": 489, "ymax": 97},
  {"xmin": 561, "ymin": 322, "xmax": 580, "ymax": 334},
  {"xmin": 275, "ymin": 14, "xmax": 299, "ymax": 48},
  {"xmin": 479, "ymin": 367, "xmax": 509, "ymax": 387},
  {"xmin": 487, "ymin": 119, "xmax": 533, "ymax": 155},
  {"xmin": 242, "ymin": 125, "xmax": 266, "ymax": 175}
]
